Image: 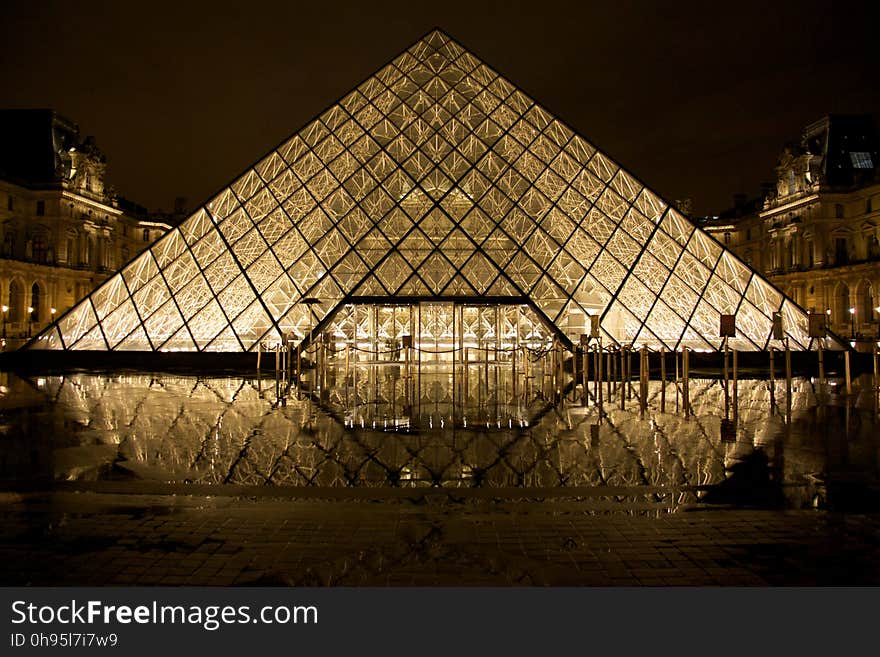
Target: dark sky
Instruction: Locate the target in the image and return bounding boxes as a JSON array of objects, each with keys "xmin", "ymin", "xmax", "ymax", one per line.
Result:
[{"xmin": 3, "ymin": 0, "xmax": 878, "ymax": 216}]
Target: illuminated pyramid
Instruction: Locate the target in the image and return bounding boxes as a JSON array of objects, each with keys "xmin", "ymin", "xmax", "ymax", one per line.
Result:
[{"xmin": 27, "ymin": 29, "xmax": 833, "ymax": 353}]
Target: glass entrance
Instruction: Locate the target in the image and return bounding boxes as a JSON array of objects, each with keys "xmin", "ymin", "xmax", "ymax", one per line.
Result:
[{"xmin": 315, "ymin": 302, "xmax": 565, "ymax": 430}]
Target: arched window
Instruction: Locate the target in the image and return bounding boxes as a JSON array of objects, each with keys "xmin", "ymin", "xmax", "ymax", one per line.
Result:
[
  {"xmin": 8, "ymin": 280, "xmax": 23, "ymax": 322},
  {"xmin": 30, "ymin": 283, "xmax": 40, "ymax": 322},
  {"xmin": 857, "ymin": 280, "xmax": 874, "ymax": 327},
  {"xmin": 835, "ymin": 283, "xmax": 851, "ymax": 327},
  {"xmin": 32, "ymin": 235, "xmax": 47, "ymax": 263}
]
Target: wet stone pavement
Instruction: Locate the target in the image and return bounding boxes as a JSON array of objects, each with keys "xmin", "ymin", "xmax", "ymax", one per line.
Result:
[
  {"xmin": 1, "ymin": 488, "xmax": 879, "ymax": 586},
  {"xmin": 3, "ymin": 370, "xmax": 880, "ymax": 585}
]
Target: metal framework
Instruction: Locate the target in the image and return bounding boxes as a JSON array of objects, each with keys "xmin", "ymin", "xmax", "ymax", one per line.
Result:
[{"xmin": 27, "ymin": 29, "xmax": 837, "ymax": 353}]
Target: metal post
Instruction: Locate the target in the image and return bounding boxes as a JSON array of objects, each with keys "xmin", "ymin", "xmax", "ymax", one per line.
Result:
[
  {"xmin": 723, "ymin": 335, "xmax": 730, "ymax": 418},
  {"xmin": 639, "ymin": 346, "xmax": 648, "ymax": 417},
  {"xmin": 582, "ymin": 344, "xmax": 588, "ymax": 406},
  {"xmin": 818, "ymin": 340, "xmax": 825, "ymax": 387},
  {"xmin": 619, "ymin": 347, "xmax": 626, "ymax": 411},
  {"xmin": 674, "ymin": 348, "xmax": 680, "ymax": 414},
  {"xmin": 845, "ymin": 350, "xmax": 852, "ymax": 395},
  {"xmin": 660, "ymin": 346, "xmax": 666, "ymax": 413},
  {"xmin": 606, "ymin": 349, "xmax": 612, "ymax": 400},
  {"xmin": 733, "ymin": 349, "xmax": 738, "ymax": 422},
  {"xmin": 597, "ymin": 342, "xmax": 604, "ymax": 416},
  {"xmin": 785, "ymin": 337, "xmax": 792, "ymax": 405},
  {"xmin": 511, "ymin": 346, "xmax": 516, "ymax": 403},
  {"xmin": 682, "ymin": 347, "xmax": 690, "ymax": 416},
  {"xmin": 874, "ymin": 342, "xmax": 879, "ymax": 391},
  {"xmin": 769, "ymin": 346, "xmax": 776, "ymax": 411}
]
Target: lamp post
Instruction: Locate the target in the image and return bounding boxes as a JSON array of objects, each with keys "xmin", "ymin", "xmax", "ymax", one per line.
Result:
[
  {"xmin": 27, "ymin": 306, "xmax": 34, "ymax": 338},
  {"xmin": 1, "ymin": 305, "xmax": 7, "ymax": 339},
  {"xmin": 849, "ymin": 306, "xmax": 855, "ymax": 339}
]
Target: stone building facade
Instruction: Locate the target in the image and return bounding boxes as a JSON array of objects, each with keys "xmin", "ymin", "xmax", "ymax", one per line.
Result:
[
  {"xmin": 0, "ymin": 110, "xmax": 172, "ymax": 347},
  {"xmin": 705, "ymin": 115, "xmax": 880, "ymax": 343}
]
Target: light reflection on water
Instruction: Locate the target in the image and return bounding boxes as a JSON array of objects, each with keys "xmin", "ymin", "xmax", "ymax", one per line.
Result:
[{"xmin": 1, "ymin": 371, "xmax": 878, "ymax": 510}]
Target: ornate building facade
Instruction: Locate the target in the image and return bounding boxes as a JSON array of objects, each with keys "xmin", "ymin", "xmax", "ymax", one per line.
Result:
[
  {"xmin": 705, "ymin": 115, "xmax": 880, "ymax": 343},
  {"xmin": 0, "ymin": 110, "xmax": 172, "ymax": 347}
]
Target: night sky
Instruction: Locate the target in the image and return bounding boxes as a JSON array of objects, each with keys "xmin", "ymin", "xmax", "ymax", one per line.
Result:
[{"xmin": 3, "ymin": 0, "xmax": 877, "ymax": 216}]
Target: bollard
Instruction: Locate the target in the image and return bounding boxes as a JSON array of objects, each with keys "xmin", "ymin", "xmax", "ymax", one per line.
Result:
[
  {"xmin": 581, "ymin": 344, "xmax": 588, "ymax": 406},
  {"xmin": 464, "ymin": 346, "xmax": 470, "ymax": 407},
  {"xmin": 627, "ymin": 347, "xmax": 633, "ymax": 401},
  {"xmin": 769, "ymin": 347, "xmax": 776, "ymax": 411},
  {"xmin": 785, "ymin": 337, "xmax": 792, "ymax": 405},
  {"xmin": 607, "ymin": 350, "xmax": 613, "ymax": 400},
  {"xmin": 639, "ymin": 346, "xmax": 648, "ymax": 417},
  {"xmin": 660, "ymin": 346, "xmax": 667, "ymax": 413},
  {"xmin": 723, "ymin": 335, "xmax": 730, "ymax": 418},
  {"xmin": 512, "ymin": 346, "xmax": 518, "ymax": 403},
  {"xmin": 674, "ymin": 348, "xmax": 680, "ymax": 414},
  {"xmin": 732, "ymin": 349, "xmax": 738, "ymax": 420},
  {"xmin": 682, "ymin": 347, "xmax": 690, "ymax": 416},
  {"xmin": 557, "ymin": 342, "xmax": 565, "ymax": 403},
  {"xmin": 845, "ymin": 350, "xmax": 852, "ymax": 395},
  {"xmin": 256, "ymin": 341, "xmax": 262, "ymax": 375},
  {"xmin": 874, "ymin": 343, "xmax": 879, "ymax": 391}
]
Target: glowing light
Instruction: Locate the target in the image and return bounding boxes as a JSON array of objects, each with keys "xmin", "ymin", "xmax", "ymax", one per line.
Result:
[
  {"xmin": 1, "ymin": 305, "xmax": 7, "ymax": 313},
  {"xmin": 849, "ymin": 307, "xmax": 856, "ymax": 315}
]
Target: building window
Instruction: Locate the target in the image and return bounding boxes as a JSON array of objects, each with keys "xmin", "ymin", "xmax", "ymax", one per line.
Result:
[
  {"xmin": 8, "ymin": 281, "xmax": 22, "ymax": 322},
  {"xmin": 36, "ymin": 200, "xmax": 45, "ymax": 216},
  {"xmin": 835, "ymin": 204, "xmax": 844, "ymax": 219},
  {"xmin": 787, "ymin": 170, "xmax": 796, "ymax": 196},
  {"xmin": 867, "ymin": 198, "xmax": 873, "ymax": 213},
  {"xmin": 850, "ymin": 152, "xmax": 874, "ymax": 169},
  {"xmin": 30, "ymin": 284, "xmax": 40, "ymax": 322},
  {"xmin": 835, "ymin": 237, "xmax": 849, "ymax": 265},
  {"xmin": 807, "ymin": 240, "xmax": 814, "ymax": 267},
  {"xmin": 724, "ymin": 232, "xmax": 730, "ymax": 245},
  {"xmin": 745, "ymin": 228, "xmax": 752, "ymax": 241},
  {"xmin": 32, "ymin": 236, "xmax": 47, "ymax": 264},
  {"xmin": 869, "ymin": 234, "xmax": 880, "ymax": 259},
  {"xmin": 6, "ymin": 195, "xmax": 12, "ymax": 211},
  {"xmin": 143, "ymin": 229, "xmax": 150, "ymax": 242},
  {"xmin": 3, "ymin": 232, "xmax": 13, "ymax": 257}
]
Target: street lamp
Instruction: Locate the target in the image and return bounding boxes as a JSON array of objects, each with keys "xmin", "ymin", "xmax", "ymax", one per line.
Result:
[
  {"xmin": 1, "ymin": 305, "xmax": 7, "ymax": 339},
  {"xmin": 849, "ymin": 306, "xmax": 855, "ymax": 338},
  {"xmin": 27, "ymin": 306, "xmax": 34, "ymax": 338}
]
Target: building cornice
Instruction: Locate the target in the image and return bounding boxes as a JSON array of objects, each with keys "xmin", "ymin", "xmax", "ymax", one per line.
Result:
[
  {"xmin": 759, "ymin": 193, "xmax": 819, "ymax": 219},
  {"xmin": 61, "ymin": 190, "xmax": 121, "ymax": 217}
]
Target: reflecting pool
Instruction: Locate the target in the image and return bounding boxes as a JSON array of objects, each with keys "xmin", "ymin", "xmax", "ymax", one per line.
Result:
[{"xmin": 1, "ymin": 370, "xmax": 878, "ymax": 511}]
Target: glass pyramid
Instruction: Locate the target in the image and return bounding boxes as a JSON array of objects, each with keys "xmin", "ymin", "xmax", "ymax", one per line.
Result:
[{"xmin": 27, "ymin": 29, "xmax": 837, "ymax": 353}]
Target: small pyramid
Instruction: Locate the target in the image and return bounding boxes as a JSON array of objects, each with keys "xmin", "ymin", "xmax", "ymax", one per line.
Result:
[{"xmin": 28, "ymin": 29, "xmax": 835, "ymax": 352}]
